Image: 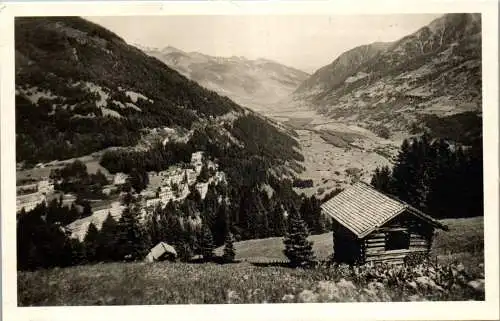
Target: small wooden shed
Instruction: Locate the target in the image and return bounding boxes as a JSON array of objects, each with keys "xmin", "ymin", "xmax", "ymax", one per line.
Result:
[
  {"xmin": 321, "ymin": 182, "xmax": 448, "ymax": 265},
  {"xmin": 145, "ymin": 242, "xmax": 178, "ymax": 263}
]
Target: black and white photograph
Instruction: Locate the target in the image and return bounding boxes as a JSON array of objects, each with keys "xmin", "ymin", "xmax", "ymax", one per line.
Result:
[{"xmin": 1, "ymin": 1, "xmax": 499, "ymax": 321}]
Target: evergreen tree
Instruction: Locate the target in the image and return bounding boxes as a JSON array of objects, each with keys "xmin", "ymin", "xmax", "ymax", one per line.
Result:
[
  {"xmin": 17, "ymin": 202, "xmax": 76, "ymax": 270},
  {"xmin": 81, "ymin": 200, "xmax": 92, "ymax": 218},
  {"xmin": 200, "ymin": 224, "xmax": 215, "ymax": 261},
  {"xmin": 129, "ymin": 168, "xmax": 148, "ymax": 193},
  {"xmin": 371, "ymin": 133, "xmax": 483, "ymax": 220},
  {"xmin": 310, "ymin": 196, "xmax": 326, "ymax": 234},
  {"xmin": 391, "ymin": 138, "xmax": 419, "ymax": 204},
  {"xmin": 182, "ymin": 219, "xmax": 199, "ymax": 260},
  {"xmin": 198, "ymin": 163, "xmax": 210, "ymax": 182},
  {"xmin": 212, "ymin": 202, "xmax": 230, "ymax": 246},
  {"xmin": 222, "ymin": 232, "xmax": 236, "ymax": 263},
  {"xmin": 68, "ymin": 237, "xmax": 86, "ymax": 266},
  {"xmin": 258, "ymin": 210, "xmax": 270, "ymax": 238},
  {"xmin": 121, "ymin": 191, "xmax": 134, "ymax": 206},
  {"xmin": 83, "ymin": 222, "xmax": 100, "ymax": 262},
  {"xmin": 283, "ymin": 206, "xmax": 316, "ymax": 268},
  {"xmin": 98, "ymin": 212, "xmax": 119, "ymax": 261},
  {"xmin": 115, "ymin": 204, "xmax": 148, "ymax": 261},
  {"xmin": 270, "ymin": 202, "xmax": 286, "ymax": 236},
  {"xmin": 299, "ymin": 196, "xmax": 314, "ymax": 233},
  {"xmin": 370, "ymin": 165, "xmax": 392, "ymax": 194}
]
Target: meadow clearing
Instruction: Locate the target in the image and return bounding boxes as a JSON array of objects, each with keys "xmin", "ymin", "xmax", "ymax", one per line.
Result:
[{"xmin": 17, "ymin": 217, "xmax": 484, "ymax": 306}]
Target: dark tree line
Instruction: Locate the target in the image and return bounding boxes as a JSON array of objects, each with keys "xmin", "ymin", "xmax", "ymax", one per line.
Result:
[
  {"xmin": 50, "ymin": 160, "xmax": 109, "ymax": 199},
  {"xmin": 17, "ymin": 173, "xmax": 331, "ymax": 270},
  {"xmin": 100, "ymin": 141, "xmax": 194, "ymax": 174},
  {"xmin": 371, "ymin": 134, "xmax": 483, "ymax": 219},
  {"xmin": 17, "ymin": 200, "xmax": 89, "ymax": 270}
]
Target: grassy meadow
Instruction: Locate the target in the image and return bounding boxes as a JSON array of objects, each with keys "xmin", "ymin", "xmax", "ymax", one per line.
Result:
[{"xmin": 18, "ymin": 217, "xmax": 484, "ymax": 306}]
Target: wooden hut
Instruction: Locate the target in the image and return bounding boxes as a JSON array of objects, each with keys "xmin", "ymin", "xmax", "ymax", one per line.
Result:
[
  {"xmin": 321, "ymin": 182, "xmax": 448, "ymax": 265},
  {"xmin": 145, "ymin": 242, "xmax": 178, "ymax": 263}
]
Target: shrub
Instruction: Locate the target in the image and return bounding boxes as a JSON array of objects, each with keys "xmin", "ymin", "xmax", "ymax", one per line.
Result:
[{"xmin": 404, "ymin": 252, "xmax": 429, "ymax": 266}]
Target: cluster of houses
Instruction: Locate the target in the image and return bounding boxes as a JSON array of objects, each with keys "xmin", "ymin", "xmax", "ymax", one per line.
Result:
[
  {"xmin": 138, "ymin": 152, "xmax": 225, "ymax": 210},
  {"xmin": 16, "ymin": 178, "xmax": 79, "ymax": 213},
  {"xmin": 64, "ymin": 151, "xmax": 227, "ymax": 241}
]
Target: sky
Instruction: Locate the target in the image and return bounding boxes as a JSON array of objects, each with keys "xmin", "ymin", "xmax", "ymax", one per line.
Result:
[{"xmin": 86, "ymin": 14, "xmax": 442, "ymax": 73}]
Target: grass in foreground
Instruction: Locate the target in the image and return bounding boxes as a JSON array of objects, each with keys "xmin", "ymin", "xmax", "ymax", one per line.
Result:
[
  {"xmin": 18, "ymin": 259, "xmax": 484, "ymax": 306},
  {"xmin": 18, "ymin": 217, "xmax": 484, "ymax": 305}
]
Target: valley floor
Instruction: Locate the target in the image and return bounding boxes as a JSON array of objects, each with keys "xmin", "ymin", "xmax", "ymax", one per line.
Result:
[
  {"xmin": 18, "ymin": 217, "xmax": 484, "ymax": 305},
  {"xmin": 257, "ymin": 100, "xmax": 400, "ymax": 197}
]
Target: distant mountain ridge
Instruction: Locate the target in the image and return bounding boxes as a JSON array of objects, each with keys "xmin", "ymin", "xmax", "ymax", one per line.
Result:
[
  {"xmin": 293, "ymin": 13, "xmax": 482, "ymax": 136},
  {"xmin": 141, "ymin": 45, "xmax": 310, "ymax": 109},
  {"xmin": 15, "ymin": 17, "xmax": 303, "ymax": 174}
]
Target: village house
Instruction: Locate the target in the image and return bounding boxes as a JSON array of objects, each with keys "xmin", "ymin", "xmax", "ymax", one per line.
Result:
[
  {"xmin": 159, "ymin": 186, "xmax": 174, "ymax": 203},
  {"xmin": 191, "ymin": 151, "xmax": 204, "ymax": 170},
  {"xmin": 321, "ymin": 182, "xmax": 448, "ymax": 265},
  {"xmin": 113, "ymin": 172, "xmax": 129, "ymax": 185},
  {"xmin": 145, "ymin": 198, "xmax": 161, "ymax": 208}
]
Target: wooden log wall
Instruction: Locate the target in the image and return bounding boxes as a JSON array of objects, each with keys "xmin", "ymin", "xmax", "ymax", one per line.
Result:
[
  {"xmin": 361, "ymin": 211, "xmax": 434, "ymax": 265},
  {"xmin": 333, "ymin": 223, "xmax": 363, "ymax": 264}
]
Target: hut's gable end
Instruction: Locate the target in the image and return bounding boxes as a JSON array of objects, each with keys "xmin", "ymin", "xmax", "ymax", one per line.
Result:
[
  {"xmin": 362, "ymin": 211, "xmax": 434, "ymax": 265},
  {"xmin": 332, "ymin": 222, "xmax": 364, "ymax": 265}
]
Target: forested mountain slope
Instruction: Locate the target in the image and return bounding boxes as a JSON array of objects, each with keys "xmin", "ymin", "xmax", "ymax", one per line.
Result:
[{"xmin": 15, "ymin": 17, "xmax": 302, "ymax": 173}]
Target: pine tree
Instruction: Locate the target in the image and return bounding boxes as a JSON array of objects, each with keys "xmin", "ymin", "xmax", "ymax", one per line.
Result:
[
  {"xmin": 200, "ymin": 224, "xmax": 215, "ymax": 261},
  {"xmin": 212, "ymin": 202, "xmax": 230, "ymax": 245},
  {"xmin": 370, "ymin": 165, "xmax": 393, "ymax": 194},
  {"xmin": 283, "ymin": 206, "xmax": 316, "ymax": 268},
  {"xmin": 81, "ymin": 200, "xmax": 92, "ymax": 218},
  {"xmin": 222, "ymin": 232, "xmax": 236, "ymax": 263},
  {"xmin": 258, "ymin": 210, "xmax": 270, "ymax": 238},
  {"xmin": 310, "ymin": 196, "xmax": 326, "ymax": 234},
  {"xmin": 98, "ymin": 212, "xmax": 118, "ymax": 261},
  {"xmin": 198, "ymin": 163, "xmax": 210, "ymax": 182},
  {"xmin": 83, "ymin": 222, "xmax": 100, "ymax": 262},
  {"xmin": 270, "ymin": 202, "xmax": 286, "ymax": 236},
  {"xmin": 68, "ymin": 237, "xmax": 86, "ymax": 266},
  {"xmin": 115, "ymin": 204, "xmax": 148, "ymax": 261},
  {"xmin": 299, "ymin": 196, "xmax": 314, "ymax": 232}
]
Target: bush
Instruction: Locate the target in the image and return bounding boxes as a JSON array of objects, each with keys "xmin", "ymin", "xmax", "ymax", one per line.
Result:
[
  {"xmin": 293, "ymin": 178, "xmax": 314, "ymax": 188},
  {"xmin": 404, "ymin": 252, "xmax": 429, "ymax": 266}
]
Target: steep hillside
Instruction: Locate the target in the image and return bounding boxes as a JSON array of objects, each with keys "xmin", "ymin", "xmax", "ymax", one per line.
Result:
[
  {"xmin": 293, "ymin": 13, "xmax": 482, "ymax": 136},
  {"xmin": 15, "ymin": 17, "xmax": 303, "ymax": 173},
  {"xmin": 295, "ymin": 42, "xmax": 391, "ymax": 99},
  {"xmin": 142, "ymin": 45, "xmax": 309, "ymax": 110}
]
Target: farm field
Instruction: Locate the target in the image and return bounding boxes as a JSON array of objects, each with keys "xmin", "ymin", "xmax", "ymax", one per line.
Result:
[{"xmin": 18, "ymin": 217, "xmax": 484, "ymax": 306}]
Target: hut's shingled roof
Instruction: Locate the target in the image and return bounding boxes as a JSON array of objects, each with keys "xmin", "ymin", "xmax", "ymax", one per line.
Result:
[
  {"xmin": 321, "ymin": 182, "xmax": 447, "ymax": 238},
  {"xmin": 148, "ymin": 242, "xmax": 177, "ymax": 260}
]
